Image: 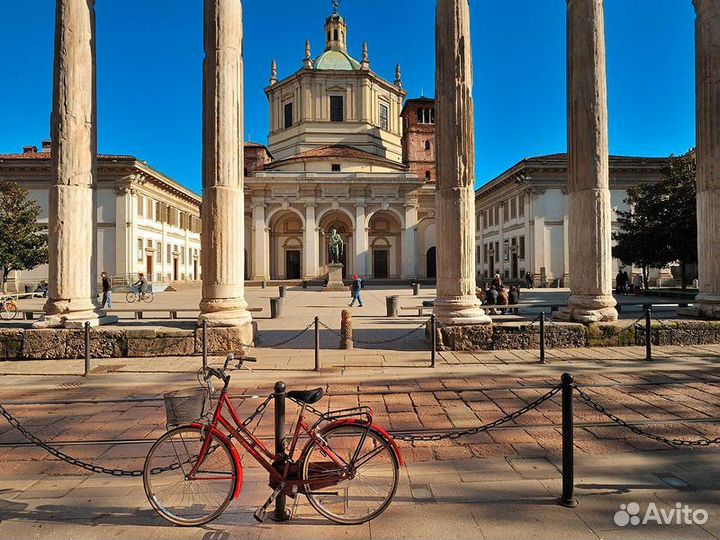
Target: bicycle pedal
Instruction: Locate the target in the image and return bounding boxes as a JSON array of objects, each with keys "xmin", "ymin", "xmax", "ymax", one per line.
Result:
[{"xmin": 253, "ymin": 484, "xmax": 285, "ymax": 523}]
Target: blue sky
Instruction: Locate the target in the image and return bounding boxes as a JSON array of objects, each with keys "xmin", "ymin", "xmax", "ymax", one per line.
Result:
[{"xmin": 0, "ymin": 0, "xmax": 695, "ymax": 193}]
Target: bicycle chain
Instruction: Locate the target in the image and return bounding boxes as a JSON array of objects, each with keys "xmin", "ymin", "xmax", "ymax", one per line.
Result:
[
  {"xmin": 390, "ymin": 385, "xmax": 562, "ymax": 442},
  {"xmin": 574, "ymin": 385, "xmax": 720, "ymax": 447}
]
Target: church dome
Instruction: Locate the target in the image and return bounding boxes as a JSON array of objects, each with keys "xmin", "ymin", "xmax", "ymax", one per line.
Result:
[{"xmin": 314, "ymin": 49, "xmax": 361, "ymax": 71}]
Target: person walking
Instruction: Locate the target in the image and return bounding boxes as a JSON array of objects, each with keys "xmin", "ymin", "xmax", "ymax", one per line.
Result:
[
  {"xmin": 348, "ymin": 274, "xmax": 364, "ymax": 307},
  {"xmin": 100, "ymin": 271, "xmax": 112, "ymax": 308},
  {"xmin": 525, "ymin": 272, "xmax": 534, "ymax": 289}
]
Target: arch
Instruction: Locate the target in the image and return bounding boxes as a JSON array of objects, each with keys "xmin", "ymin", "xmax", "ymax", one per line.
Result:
[
  {"xmin": 318, "ymin": 209, "xmax": 354, "ymax": 277},
  {"xmin": 316, "ymin": 206, "xmax": 355, "ymax": 228},
  {"xmin": 268, "ymin": 210, "xmax": 305, "ymax": 279},
  {"xmin": 426, "ymin": 247, "xmax": 437, "ymax": 279},
  {"xmin": 266, "ymin": 205, "xmax": 305, "ymax": 229},
  {"xmin": 365, "ymin": 206, "xmax": 404, "ymax": 230},
  {"xmin": 368, "ymin": 210, "xmax": 402, "ymax": 279}
]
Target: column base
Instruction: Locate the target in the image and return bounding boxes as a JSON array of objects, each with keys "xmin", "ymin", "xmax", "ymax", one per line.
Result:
[
  {"xmin": 554, "ymin": 294, "xmax": 618, "ymax": 323},
  {"xmin": 32, "ymin": 313, "xmax": 118, "ymax": 329},
  {"xmin": 679, "ymin": 294, "xmax": 720, "ymax": 319},
  {"xmin": 433, "ymin": 296, "xmax": 492, "ymax": 326}
]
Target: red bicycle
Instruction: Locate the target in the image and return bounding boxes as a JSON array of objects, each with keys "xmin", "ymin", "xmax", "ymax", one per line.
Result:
[{"xmin": 143, "ymin": 355, "xmax": 403, "ymax": 526}]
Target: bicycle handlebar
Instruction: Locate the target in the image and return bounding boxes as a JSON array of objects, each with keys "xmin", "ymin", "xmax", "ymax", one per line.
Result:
[{"xmin": 202, "ymin": 354, "xmax": 258, "ymax": 390}]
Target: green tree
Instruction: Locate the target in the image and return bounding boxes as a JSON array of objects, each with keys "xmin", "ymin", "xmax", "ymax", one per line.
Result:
[
  {"xmin": 0, "ymin": 180, "xmax": 48, "ymax": 293},
  {"xmin": 612, "ymin": 151, "xmax": 697, "ymax": 289}
]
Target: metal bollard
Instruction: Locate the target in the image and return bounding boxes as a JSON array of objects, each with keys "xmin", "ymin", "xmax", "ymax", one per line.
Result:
[
  {"xmin": 645, "ymin": 306, "xmax": 652, "ymax": 361},
  {"xmin": 83, "ymin": 321, "xmax": 91, "ymax": 376},
  {"xmin": 279, "ymin": 285, "xmax": 286, "ymax": 298},
  {"xmin": 261, "ymin": 280, "xmax": 267, "ymax": 289},
  {"xmin": 539, "ymin": 312, "xmax": 546, "ymax": 364},
  {"xmin": 302, "ymin": 280, "xmax": 307, "ymax": 290},
  {"xmin": 202, "ymin": 319, "xmax": 208, "ymax": 370},
  {"xmin": 340, "ymin": 310, "xmax": 353, "ymax": 350},
  {"xmin": 412, "ymin": 282, "xmax": 420, "ymax": 296},
  {"xmin": 271, "ymin": 381, "xmax": 290, "ymax": 521},
  {"xmin": 558, "ymin": 372, "xmax": 578, "ymax": 508},
  {"xmin": 430, "ymin": 314, "xmax": 437, "ymax": 368},
  {"xmin": 314, "ymin": 316, "xmax": 320, "ymax": 372}
]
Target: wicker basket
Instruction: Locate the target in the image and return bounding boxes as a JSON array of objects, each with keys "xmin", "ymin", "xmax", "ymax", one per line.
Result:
[{"xmin": 164, "ymin": 389, "xmax": 208, "ymax": 427}]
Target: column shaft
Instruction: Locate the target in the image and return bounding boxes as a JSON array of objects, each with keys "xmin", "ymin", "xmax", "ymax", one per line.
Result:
[
  {"xmin": 694, "ymin": 0, "xmax": 720, "ymax": 317},
  {"xmin": 199, "ymin": 0, "xmax": 251, "ymax": 327},
  {"xmin": 401, "ymin": 202, "xmax": 418, "ymax": 279},
  {"xmin": 354, "ymin": 205, "xmax": 368, "ymax": 277},
  {"xmin": 251, "ymin": 203, "xmax": 268, "ymax": 280},
  {"xmin": 304, "ymin": 204, "xmax": 319, "ymax": 279},
  {"xmin": 556, "ymin": 0, "xmax": 617, "ymax": 322},
  {"xmin": 43, "ymin": 0, "xmax": 104, "ymax": 323},
  {"xmin": 434, "ymin": 0, "xmax": 490, "ymax": 325}
]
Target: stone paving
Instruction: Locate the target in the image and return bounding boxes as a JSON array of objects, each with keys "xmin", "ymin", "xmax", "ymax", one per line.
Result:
[{"xmin": 0, "ymin": 286, "xmax": 718, "ymax": 539}]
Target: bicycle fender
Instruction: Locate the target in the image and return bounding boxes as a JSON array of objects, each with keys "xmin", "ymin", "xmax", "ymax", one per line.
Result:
[
  {"xmin": 191, "ymin": 423, "xmax": 243, "ymax": 499},
  {"xmin": 318, "ymin": 419, "xmax": 404, "ymax": 467}
]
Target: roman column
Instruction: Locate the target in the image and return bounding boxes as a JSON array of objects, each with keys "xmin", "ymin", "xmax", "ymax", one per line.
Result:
[
  {"xmin": 434, "ymin": 0, "xmax": 491, "ymax": 325},
  {"xmin": 402, "ymin": 199, "xmax": 418, "ymax": 279},
  {"xmin": 198, "ymin": 0, "xmax": 252, "ymax": 331},
  {"xmin": 41, "ymin": 0, "xmax": 109, "ymax": 327},
  {"xmin": 303, "ymin": 203, "xmax": 319, "ymax": 279},
  {"xmin": 555, "ymin": 0, "xmax": 617, "ymax": 322},
  {"xmin": 251, "ymin": 200, "xmax": 268, "ymax": 281},
  {"xmin": 692, "ymin": 0, "xmax": 720, "ymax": 318}
]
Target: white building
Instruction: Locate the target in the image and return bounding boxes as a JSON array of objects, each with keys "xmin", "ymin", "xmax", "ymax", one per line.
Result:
[
  {"xmin": 0, "ymin": 141, "xmax": 202, "ymax": 291},
  {"xmin": 474, "ymin": 153, "xmax": 671, "ymax": 286},
  {"xmin": 243, "ymin": 6, "xmax": 437, "ymax": 281}
]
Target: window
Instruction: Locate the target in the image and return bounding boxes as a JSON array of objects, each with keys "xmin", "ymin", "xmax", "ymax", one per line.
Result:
[
  {"xmin": 483, "ymin": 211, "xmax": 488, "ymax": 228},
  {"xmin": 167, "ymin": 244, "xmax": 171, "ymax": 262},
  {"xmin": 494, "ymin": 206, "xmax": 499, "ymax": 226},
  {"xmin": 503, "ymin": 240, "xmax": 510, "ymax": 261},
  {"xmin": 425, "ymin": 171, "xmax": 431, "ymax": 181},
  {"xmin": 137, "ymin": 195, "xmax": 144, "ymax": 217},
  {"xmin": 510, "ymin": 198, "xmax": 517, "ymax": 219},
  {"xmin": 146, "ymin": 198, "xmax": 153, "ymax": 219},
  {"xmin": 483, "ymin": 244, "xmax": 488, "ymax": 264},
  {"xmin": 333, "ymin": 29, "xmax": 338, "ymax": 41},
  {"xmin": 157, "ymin": 241, "xmax": 162, "ymax": 263},
  {"xmin": 137, "ymin": 239, "xmax": 144, "ymax": 261},
  {"xmin": 379, "ymin": 103, "xmax": 389, "ymax": 130},
  {"xmin": 503, "ymin": 201, "xmax": 509, "ymax": 223},
  {"xmin": 155, "ymin": 201, "xmax": 162, "ymax": 222},
  {"xmin": 284, "ymin": 102, "xmax": 293, "ymax": 129},
  {"xmin": 425, "ymin": 140, "xmax": 431, "ymax": 151},
  {"xmin": 519, "ymin": 236, "xmax": 526, "ymax": 260},
  {"xmin": 330, "ymin": 96, "xmax": 344, "ymax": 122},
  {"xmin": 418, "ymin": 108, "xmax": 435, "ymax": 124},
  {"xmin": 519, "ymin": 194, "xmax": 525, "ymax": 217},
  {"xmin": 495, "ymin": 242, "xmax": 500, "ymax": 262},
  {"xmin": 331, "ymin": 164, "xmax": 341, "ymax": 172}
]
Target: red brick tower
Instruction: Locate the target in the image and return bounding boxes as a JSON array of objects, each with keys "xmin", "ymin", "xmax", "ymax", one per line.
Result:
[{"xmin": 400, "ymin": 97, "xmax": 436, "ymax": 182}]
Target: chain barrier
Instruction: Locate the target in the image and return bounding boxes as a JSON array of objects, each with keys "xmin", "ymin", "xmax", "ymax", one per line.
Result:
[
  {"xmin": 390, "ymin": 385, "xmax": 562, "ymax": 441},
  {"xmin": 318, "ymin": 319, "xmax": 428, "ymax": 346},
  {"xmin": 574, "ymin": 385, "xmax": 720, "ymax": 447}
]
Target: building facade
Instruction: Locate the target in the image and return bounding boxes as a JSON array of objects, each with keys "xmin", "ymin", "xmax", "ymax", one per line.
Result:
[
  {"xmin": 0, "ymin": 142, "xmax": 202, "ymax": 291},
  {"xmin": 244, "ymin": 6, "xmax": 437, "ymax": 281},
  {"xmin": 474, "ymin": 154, "xmax": 671, "ymax": 286}
]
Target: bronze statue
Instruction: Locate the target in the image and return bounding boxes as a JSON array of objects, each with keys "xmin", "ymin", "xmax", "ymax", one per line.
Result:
[{"xmin": 321, "ymin": 227, "xmax": 344, "ymax": 264}]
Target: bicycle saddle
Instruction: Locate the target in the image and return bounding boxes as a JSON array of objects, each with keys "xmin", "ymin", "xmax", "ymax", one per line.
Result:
[{"xmin": 287, "ymin": 388, "xmax": 324, "ymax": 404}]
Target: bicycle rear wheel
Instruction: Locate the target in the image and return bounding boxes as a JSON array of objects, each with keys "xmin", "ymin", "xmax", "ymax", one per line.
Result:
[
  {"xmin": 301, "ymin": 424, "xmax": 399, "ymax": 524},
  {"xmin": 143, "ymin": 426, "xmax": 237, "ymax": 526},
  {"xmin": 143, "ymin": 291, "xmax": 155, "ymax": 303},
  {"xmin": 125, "ymin": 291, "xmax": 137, "ymax": 303}
]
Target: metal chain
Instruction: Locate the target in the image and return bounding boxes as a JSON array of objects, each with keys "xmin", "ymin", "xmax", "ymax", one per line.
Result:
[
  {"xmin": 255, "ymin": 322, "xmax": 314, "ymax": 349},
  {"xmin": 574, "ymin": 385, "xmax": 720, "ymax": 447},
  {"xmin": 390, "ymin": 385, "xmax": 562, "ymax": 441},
  {"xmin": 319, "ymin": 319, "xmax": 429, "ymax": 345}
]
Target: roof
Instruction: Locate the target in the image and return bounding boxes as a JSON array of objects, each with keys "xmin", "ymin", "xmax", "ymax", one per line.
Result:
[
  {"xmin": 265, "ymin": 144, "xmax": 407, "ymax": 171},
  {"xmin": 314, "ymin": 49, "xmax": 361, "ymax": 71}
]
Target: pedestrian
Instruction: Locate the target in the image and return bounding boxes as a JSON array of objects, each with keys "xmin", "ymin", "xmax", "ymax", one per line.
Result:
[
  {"xmin": 525, "ymin": 272, "xmax": 534, "ymax": 289},
  {"xmin": 615, "ymin": 268, "xmax": 624, "ymax": 295},
  {"xmin": 497, "ymin": 286, "xmax": 509, "ymax": 314},
  {"xmin": 509, "ymin": 285, "xmax": 520, "ymax": 305},
  {"xmin": 492, "ymin": 273, "xmax": 503, "ymax": 289},
  {"xmin": 100, "ymin": 271, "xmax": 112, "ymax": 308},
  {"xmin": 621, "ymin": 269, "xmax": 630, "ymax": 295},
  {"xmin": 348, "ymin": 274, "xmax": 363, "ymax": 307},
  {"xmin": 485, "ymin": 284, "xmax": 498, "ymax": 315}
]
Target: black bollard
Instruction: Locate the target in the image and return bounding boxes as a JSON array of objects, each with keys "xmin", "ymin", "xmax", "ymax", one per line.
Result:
[
  {"xmin": 558, "ymin": 373, "xmax": 578, "ymax": 508},
  {"xmin": 314, "ymin": 316, "xmax": 320, "ymax": 372},
  {"xmin": 202, "ymin": 319, "xmax": 208, "ymax": 370},
  {"xmin": 272, "ymin": 381, "xmax": 290, "ymax": 521},
  {"xmin": 302, "ymin": 280, "xmax": 307, "ymax": 290},
  {"xmin": 539, "ymin": 312, "xmax": 546, "ymax": 364},
  {"xmin": 430, "ymin": 314, "xmax": 437, "ymax": 368},
  {"xmin": 279, "ymin": 285, "xmax": 286, "ymax": 298},
  {"xmin": 645, "ymin": 306, "xmax": 652, "ymax": 361},
  {"xmin": 83, "ymin": 322, "xmax": 91, "ymax": 376}
]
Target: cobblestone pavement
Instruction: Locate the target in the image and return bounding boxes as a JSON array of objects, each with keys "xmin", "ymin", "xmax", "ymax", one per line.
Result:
[{"xmin": 0, "ymin": 286, "xmax": 718, "ymax": 539}]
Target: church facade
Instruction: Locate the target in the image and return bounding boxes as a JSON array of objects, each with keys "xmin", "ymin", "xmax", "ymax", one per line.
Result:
[{"xmin": 243, "ymin": 7, "xmax": 438, "ymax": 282}]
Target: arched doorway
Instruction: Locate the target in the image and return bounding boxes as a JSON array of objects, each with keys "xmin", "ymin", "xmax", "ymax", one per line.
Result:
[
  {"xmin": 269, "ymin": 211, "xmax": 304, "ymax": 279},
  {"xmin": 318, "ymin": 210, "xmax": 353, "ymax": 278},
  {"xmin": 426, "ymin": 247, "xmax": 436, "ymax": 279},
  {"xmin": 368, "ymin": 211, "xmax": 401, "ymax": 279}
]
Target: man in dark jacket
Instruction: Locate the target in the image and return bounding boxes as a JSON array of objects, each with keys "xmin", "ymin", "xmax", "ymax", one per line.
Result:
[
  {"xmin": 349, "ymin": 274, "xmax": 363, "ymax": 307},
  {"xmin": 100, "ymin": 271, "xmax": 112, "ymax": 308}
]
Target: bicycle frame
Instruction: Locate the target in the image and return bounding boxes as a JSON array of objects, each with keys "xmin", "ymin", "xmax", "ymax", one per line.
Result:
[{"xmin": 189, "ymin": 388, "xmax": 363, "ymax": 496}]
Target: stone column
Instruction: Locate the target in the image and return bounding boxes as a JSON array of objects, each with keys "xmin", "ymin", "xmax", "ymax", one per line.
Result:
[
  {"xmin": 198, "ymin": 0, "xmax": 252, "ymax": 332},
  {"xmin": 303, "ymin": 203, "xmax": 319, "ymax": 279},
  {"xmin": 434, "ymin": 0, "xmax": 490, "ymax": 325},
  {"xmin": 41, "ymin": 0, "xmax": 112, "ymax": 327},
  {"xmin": 401, "ymin": 200, "xmax": 418, "ymax": 278},
  {"xmin": 692, "ymin": 0, "xmax": 720, "ymax": 318},
  {"xmin": 555, "ymin": 0, "xmax": 617, "ymax": 322},
  {"xmin": 354, "ymin": 204, "xmax": 369, "ymax": 277},
  {"xmin": 251, "ymin": 201, "xmax": 268, "ymax": 280}
]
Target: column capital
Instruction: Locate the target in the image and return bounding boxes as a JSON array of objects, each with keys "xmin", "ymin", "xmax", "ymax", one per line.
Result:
[{"xmin": 251, "ymin": 200, "xmax": 266, "ymax": 209}]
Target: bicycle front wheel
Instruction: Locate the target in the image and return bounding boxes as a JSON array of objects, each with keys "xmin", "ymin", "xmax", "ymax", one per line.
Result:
[
  {"xmin": 143, "ymin": 426, "xmax": 237, "ymax": 526},
  {"xmin": 125, "ymin": 291, "xmax": 137, "ymax": 303},
  {"xmin": 0, "ymin": 302, "xmax": 17, "ymax": 320},
  {"xmin": 301, "ymin": 424, "xmax": 399, "ymax": 524}
]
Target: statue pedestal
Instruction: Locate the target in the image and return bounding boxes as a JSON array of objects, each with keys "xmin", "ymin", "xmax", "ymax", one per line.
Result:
[{"xmin": 323, "ymin": 263, "xmax": 347, "ymax": 292}]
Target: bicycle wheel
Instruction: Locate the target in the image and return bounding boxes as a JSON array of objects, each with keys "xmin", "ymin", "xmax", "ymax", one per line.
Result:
[
  {"xmin": 126, "ymin": 291, "xmax": 137, "ymax": 303},
  {"xmin": 143, "ymin": 291, "xmax": 154, "ymax": 303},
  {"xmin": 0, "ymin": 302, "xmax": 17, "ymax": 320},
  {"xmin": 301, "ymin": 424, "xmax": 399, "ymax": 524},
  {"xmin": 143, "ymin": 426, "xmax": 237, "ymax": 526}
]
